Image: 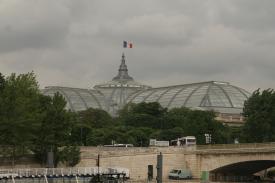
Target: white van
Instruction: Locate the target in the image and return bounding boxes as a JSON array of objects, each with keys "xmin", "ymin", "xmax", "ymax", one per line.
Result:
[{"xmin": 168, "ymin": 169, "xmax": 192, "ymax": 180}]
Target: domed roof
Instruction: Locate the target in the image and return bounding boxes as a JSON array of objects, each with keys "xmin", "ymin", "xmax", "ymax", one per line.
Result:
[
  {"xmin": 42, "ymin": 86, "xmax": 107, "ymax": 112},
  {"xmin": 42, "ymin": 54, "xmax": 251, "ymax": 117},
  {"xmin": 93, "ymin": 53, "xmax": 151, "ymax": 115},
  {"xmin": 94, "ymin": 53, "xmax": 150, "ymax": 89},
  {"xmin": 126, "ymin": 81, "xmax": 251, "ymax": 114}
]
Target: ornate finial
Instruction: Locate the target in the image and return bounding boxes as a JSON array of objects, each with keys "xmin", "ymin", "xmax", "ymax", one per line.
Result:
[{"xmin": 112, "ymin": 53, "xmax": 134, "ymax": 81}]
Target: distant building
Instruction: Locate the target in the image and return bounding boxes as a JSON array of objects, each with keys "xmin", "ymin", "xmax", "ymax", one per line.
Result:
[{"xmin": 42, "ymin": 53, "xmax": 250, "ymax": 126}]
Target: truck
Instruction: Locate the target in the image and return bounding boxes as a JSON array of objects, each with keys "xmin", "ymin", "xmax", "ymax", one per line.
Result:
[
  {"xmin": 168, "ymin": 169, "xmax": 192, "ymax": 180},
  {"xmin": 149, "ymin": 139, "xmax": 169, "ymax": 147}
]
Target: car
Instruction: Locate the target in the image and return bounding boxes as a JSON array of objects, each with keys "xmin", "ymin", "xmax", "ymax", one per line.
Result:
[{"xmin": 168, "ymin": 169, "xmax": 192, "ymax": 180}]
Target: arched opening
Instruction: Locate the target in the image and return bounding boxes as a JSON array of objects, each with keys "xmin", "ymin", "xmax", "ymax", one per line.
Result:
[{"xmin": 210, "ymin": 160, "xmax": 275, "ymax": 182}]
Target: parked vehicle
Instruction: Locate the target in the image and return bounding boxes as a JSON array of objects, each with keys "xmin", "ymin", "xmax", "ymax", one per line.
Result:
[
  {"xmin": 170, "ymin": 136, "xmax": 196, "ymax": 146},
  {"xmin": 149, "ymin": 139, "xmax": 169, "ymax": 147},
  {"xmin": 168, "ymin": 169, "xmax": 192, "ymax": 180}
]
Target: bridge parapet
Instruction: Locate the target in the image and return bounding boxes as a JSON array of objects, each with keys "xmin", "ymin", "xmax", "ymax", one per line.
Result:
[
  {"xmin": 80, "ymin": 146, "xmax": 195, "ymax": 159},
  {"xmin": 196, "ymin": 142, "xmax": 275, "ymax": 150},
  {"xmin": 80, "ymin": 143, "xmax": 275, "ymax": 159}
]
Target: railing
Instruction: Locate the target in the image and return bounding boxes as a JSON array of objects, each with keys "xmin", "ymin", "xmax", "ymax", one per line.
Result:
[
  {"xmin": 196, "ymin": 142, "xmax": 275, "ymax": 150},
  {"xmin": 0, "ymin": 167, "xmax": 129, "ymax": 179}
]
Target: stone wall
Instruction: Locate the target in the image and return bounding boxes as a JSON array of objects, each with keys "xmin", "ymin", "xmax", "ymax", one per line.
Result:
[
  {"xmin": 77, "ymin": 145, "xmax": 275, "ymax": 181},
  {"xmin": 2, "ymin": 144, "xmax": 274, "ymax": 181},
  {"xmin": 78, "ymin": 147, "xmax": 195, "ymax": 181}
]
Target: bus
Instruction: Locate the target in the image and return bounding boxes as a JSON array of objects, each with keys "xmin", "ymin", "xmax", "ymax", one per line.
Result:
[{"xmin": 170, "ymin": 136, "xmax": 196, "ymax": 146}]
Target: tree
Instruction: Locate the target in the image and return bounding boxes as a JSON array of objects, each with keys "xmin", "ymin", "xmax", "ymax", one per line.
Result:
[
  {"xmin": 78, "ymin": 108, "xmax": 113, "ymax": 129},
  {"xmin": 59, "ymin": 146, "xmax": 80, "ymax": 167},
  {"xmin": 33, "ymin": 92, "xmax": 76, "ymax": 167},
  {"xmin": 0, "ymin": 72, "xmax": 80, "ymax": 167},
  {"xmin": 165, "ymin": 107, "xmax": 230, "ymax": 144},
  {"xmin": 71, "ymin": 108, "xmax": 113, "ymax": 145},
  {"xmin": 119, "ymin": 102, "xmax": 167, "ymax": 129},
  {"xmin": 126, "ymin": 127, "xmax": 153, "ymax": 147},
  {"xmin": 158, "ymin": 127, "xmax": 184, "ymax": 141},
  {"xmin": 0, "ymin": 72, "xmax": 41, "ymax": 166},
  {"xmin": 0, "ymin": 73, "xmax": 5, "ymax": 92},
  {"xmin": 117, "ymin": 102, "xmax": 231, "ymax": 145},
  {"xmin": 242, "ymin": 89, "xmax": 275, "ymax": 142}
]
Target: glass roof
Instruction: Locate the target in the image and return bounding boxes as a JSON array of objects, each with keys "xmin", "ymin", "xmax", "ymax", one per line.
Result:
[
  {"xmin": 127, "ymin": 81, "xmax": 250, "ymax": 114},
  {"xmin": 42, "ymin": 86, "xmax": 107, "ymax": 112},
  {"xmin": 42, "ymin": 54, "xmax": 251, "ymax": 116}
]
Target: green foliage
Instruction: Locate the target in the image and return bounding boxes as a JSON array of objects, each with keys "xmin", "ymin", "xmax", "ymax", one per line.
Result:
[
  {"xmin": 33, "ymin": 92, "xmax": 76, "ymax": 166},
  {"xmin": 126, "ymin": 127, "xmax": 154, "ymax": 146},
  {"xmin": 118, "ymin": 103, "xmax": 231, "ymax": 145},
  {"xmin": 78, "ymin": 108, "xmax": 113, "ymax": 128},
  {"xmin": 0, "ymin": 72, "xmax": 80, "ymax": 167},
  {"xmin": 119, "ymin": 102, "xmax": 167, "ymax": 129},
  {"xmin": 71, "ymin": 108, "xmax": 113, "ymax": 145},
  {"xmin": 86, "ymin": 128, "xmax": 113, "ymax": 145},
  {"xmin": 164, "ymin": 107, "xmax": 230, "ymax": 144},
  {"xmin": 0, "ymin": 72, "xmax": 40, "ymax": 145},
  {"xmin": 0, "ymin": 72, "xmax": 41, "ymax": 166},
  {"xmin": 0, "ymin": 73, "xmax": 5, "ymax": 92},
  {"xmin": 85, "ymin": 127, "xmax": 128, "ymax": 146},
  {"xmin": 158, "ymin": 127, "xmax": 184, "ymax": 141},
  {"xmin": 59, "ymin": 146, "xmax": 80, "ymax": 167},
  {"xmin": 241, "ymin": 89, "xmax": 275, "ymax": 142}
]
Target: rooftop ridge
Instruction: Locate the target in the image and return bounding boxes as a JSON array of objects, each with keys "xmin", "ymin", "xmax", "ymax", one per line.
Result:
[{"xmin": 138, "ymin": 81, "xmax": 230, "ymax": 90}]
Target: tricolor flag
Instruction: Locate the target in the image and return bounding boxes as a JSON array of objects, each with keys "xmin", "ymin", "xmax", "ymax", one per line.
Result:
[{"xmin": 123, "ymin": 41, "xmax": 133, "ymax": 48}]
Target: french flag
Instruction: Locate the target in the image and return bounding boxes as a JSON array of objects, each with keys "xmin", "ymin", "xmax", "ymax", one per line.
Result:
[{"xmin": 123, "ymin": 41, "xmax": 133, "ymax": 48}]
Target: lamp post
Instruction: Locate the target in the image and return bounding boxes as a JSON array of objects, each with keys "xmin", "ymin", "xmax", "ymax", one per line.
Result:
[
  {"xmin": 156, "ymin": 152, "xmax": 163, "ymax": 183},
  {"xmin": 97, "ymin": 154, "xmax": 100, "ymax": 182}
]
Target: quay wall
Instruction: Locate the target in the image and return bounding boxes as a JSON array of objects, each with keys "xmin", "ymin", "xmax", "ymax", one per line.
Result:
[
  {"xmin": 77, "ymin": 144, "xmax": 275, "ymax": 181},
  {"xmin": 0, "ymin": 147, "xmax": 199, "ymax": 181},
  {"xmin": 2, "ymin": 144, "xmax": 274, "ymax": 181},
  {"xmin": 78, "ymin": 146, "xmax": 197, "ymax": 181}
]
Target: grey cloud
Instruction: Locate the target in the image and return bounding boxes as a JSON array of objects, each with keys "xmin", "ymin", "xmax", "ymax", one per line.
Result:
[
  {"xmin": 0, "ymin": 0, "xmax": 275, "ymax": 92},
  {"xmin": 215, "ymin": 0, "xmax": 275, "ymax": 31},
  {"xmin": 0, "ymin": 0, "xmax": 71, "ymax": 53},
  {"xmin": 96, "ymin": 14, "xmax": 201, "ymax": 47}
]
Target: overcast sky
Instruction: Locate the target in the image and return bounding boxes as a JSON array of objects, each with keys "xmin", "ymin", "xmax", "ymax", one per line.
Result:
[{"xmin": 0, "ymin": 0, "xmax": 275, "ymax": 92}]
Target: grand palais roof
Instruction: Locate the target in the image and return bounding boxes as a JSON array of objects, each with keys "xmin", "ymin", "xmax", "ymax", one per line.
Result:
[{"xmin": 42, "ymin": 54, "xmax": 251, "ymax": 119}]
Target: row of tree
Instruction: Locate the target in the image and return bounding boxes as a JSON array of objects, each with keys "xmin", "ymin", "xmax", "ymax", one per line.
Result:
[{"xmin": 0, "ymin": 72, "xmax": 274, "ymax": 167}]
